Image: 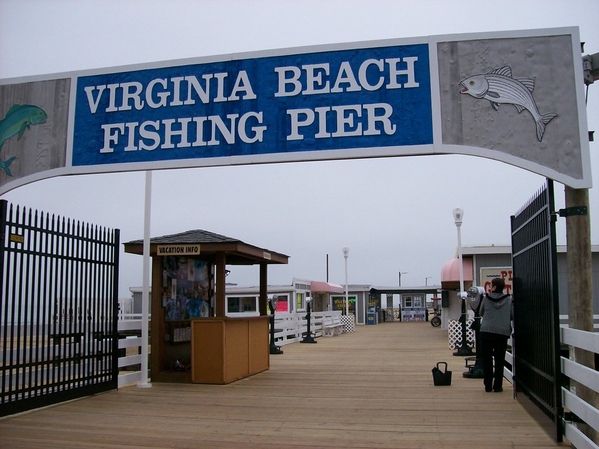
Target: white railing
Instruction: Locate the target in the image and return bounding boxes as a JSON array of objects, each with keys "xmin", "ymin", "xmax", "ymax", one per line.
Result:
[
  {"xmin": 272, "ymin": 310, "xmax": 345, "ymax": 345},
  {"xmin": 559, "ymin": 315, "xmax": 599, "ymax": 330},
  {"xmin": 116, "ymin": 311, "xmax": 346, "ymax": 387},
  {"xmin": 117, "ymin": 318, "xmax": 147, "ymax": 387},
  {"xmin": 504, "ymin": 341, "xmax": 514, "ymax": 385},
  {"xmin": 560, "ymin": 327, "xmax": 599, "ymax": 449},
  {"xmin": 118, "ymin": 312, "xmax": 145, "ymax": 321},
  {"xmin": 504, "ymin": 328, "xmax": 599, "ymax": 448}
]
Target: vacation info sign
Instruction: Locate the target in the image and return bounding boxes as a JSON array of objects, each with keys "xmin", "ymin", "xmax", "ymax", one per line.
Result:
[{"xmin": 0, "ymin": 27, "xmax": 591, "ymax": 193}]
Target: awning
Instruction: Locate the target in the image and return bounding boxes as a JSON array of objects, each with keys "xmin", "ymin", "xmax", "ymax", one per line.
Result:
[
  {"xmin": 440, "ymin": 257, "xmax": 473, "ymax": 284},
  {"xmin": 311, "ymin": 281, "xmax": 345, "ymax": 294}
]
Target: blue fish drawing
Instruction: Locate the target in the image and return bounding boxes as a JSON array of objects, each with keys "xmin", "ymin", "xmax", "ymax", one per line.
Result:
[
  {"xmin": 0, "ymin": 104, "xmax": 48, "ymax": 176},
  {"xmin": 0, "ymin": 156, "xmax": 17, "ymax": 177},
  {"xmin": 460, "ymin": 66, "xmax": 557, "ymax": 142}
]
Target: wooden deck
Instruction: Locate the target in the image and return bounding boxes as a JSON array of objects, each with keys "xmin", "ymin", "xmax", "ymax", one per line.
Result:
[{"xmin": 0, "ymin": 322, "xmax": 566, "ymax": 448}]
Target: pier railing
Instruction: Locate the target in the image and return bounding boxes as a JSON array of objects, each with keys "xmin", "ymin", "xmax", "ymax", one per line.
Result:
[
  {"xmin": 116, "ymin": 310, "xmax": 348, "ymax": 387},
  {"xmin": 504, "ymin": 328, "xmax": 599, "ymax": 448}
]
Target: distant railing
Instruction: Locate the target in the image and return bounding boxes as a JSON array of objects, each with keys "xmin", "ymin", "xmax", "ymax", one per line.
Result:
[
  {"xmin": 118, "ymin": 311, "xmax": 145, "ymax": 321},
  {"xmin": 116, "ymin": 311, "xmax": 346, "ymax": 387},
  {"xmin": 272, "ymin": 311, "xmax": 346, "ymax": 345}
]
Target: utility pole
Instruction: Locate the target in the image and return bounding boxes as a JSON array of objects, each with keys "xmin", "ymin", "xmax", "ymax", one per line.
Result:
[
  {"xmin": 565, "ymin": 186, "xmax": 596, "ymax": 443},
  {"xmin": 565, "ymin": 48, "xmax": 599, "ymax": 443}
]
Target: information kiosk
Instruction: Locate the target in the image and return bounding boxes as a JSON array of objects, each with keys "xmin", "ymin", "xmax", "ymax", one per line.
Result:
[{"xmin": 124, "ymin": 230, "xmax": 288, "ymax": 383}]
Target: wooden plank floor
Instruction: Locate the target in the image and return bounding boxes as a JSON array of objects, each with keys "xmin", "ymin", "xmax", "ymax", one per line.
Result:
[{"xmin": 0, "ymin": 322, "xmax": 566, "ymax": 448}]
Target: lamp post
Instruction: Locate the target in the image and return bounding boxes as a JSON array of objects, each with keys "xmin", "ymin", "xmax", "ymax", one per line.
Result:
[
  {"xmin": 343, "ymin": 247, "xmax": 349, "ymax": 316},
  {"xmin": 398, "ymin": 271, "xmax": 407, "ymax": 286},
  {"xmin": 453, "ymin": 207, "xmax": 474, "ymax": 357},
  {"xmin": 269, "ymin": 295, "xmax": 283, "ymax": 354},
  {"xmin": 300, "ymin": 296, "xmax": 316, "ymax": 344},
  {"xmin": 425, "ymin": 277, "xmax": 432, "ymax": 320}
]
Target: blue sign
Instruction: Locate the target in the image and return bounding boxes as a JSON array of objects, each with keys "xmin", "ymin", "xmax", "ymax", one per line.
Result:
[
  {"xmin": 72, "ymin": 44, "xmax": 432, "ymax": 166},
  {"xmin": 2, "ymin": 27, "xmax": 588, "ymax": 195}
]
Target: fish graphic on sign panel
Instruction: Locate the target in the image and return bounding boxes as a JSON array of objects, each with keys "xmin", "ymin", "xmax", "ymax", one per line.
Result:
[
  {"xmin": 0, "ymin": 104, "xmax": 48, "ymax": 175},
  {"xmin": 459, "ymin": 66, "xmax": 557, "ymax": 142}
]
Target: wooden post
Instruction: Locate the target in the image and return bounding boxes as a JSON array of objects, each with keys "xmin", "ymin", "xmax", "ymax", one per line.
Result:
[
  {"xmin": 565, "ymin": 186, "xmax": 597, "ymax": 443},
  {"xmin": 259, "ymin": 263, "xmax": 268, "ymax": 316},
  {"xmin": 151, "ymin": 255, "xmax": 164, "ymax": 382},
  {"xmin": 215, "ymin": 252, "xmax": 226, "ymax": 317},
  {"xmin": 566, "ymin": 187, "xmax": 593, "ymax": 333}
]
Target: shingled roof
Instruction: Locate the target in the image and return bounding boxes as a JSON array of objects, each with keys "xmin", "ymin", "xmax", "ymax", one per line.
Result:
[
  {"xmin": 123, "ymin": 229, "xmax": 288, "ymax": 265},
  {"xmin": 125, "ymin": 229, "xmax": 241, "ymax": 246}
]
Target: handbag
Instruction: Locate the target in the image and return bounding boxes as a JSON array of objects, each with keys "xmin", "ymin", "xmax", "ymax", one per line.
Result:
[{"xmin": 431, "ymin": 362, "xmax": 452, "ymax": 386}]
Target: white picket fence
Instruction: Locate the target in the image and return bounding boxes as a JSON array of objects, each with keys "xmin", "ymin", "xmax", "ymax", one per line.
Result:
[
  {"xmin": 117, "ymin": 314, "xmax": 147, "ymax": 388},
  {"xmin": 117, "ymin": 311, "xmax": 348, "ymax": 387},
  {"xmin": 503, "ymin": 328, "xmax": 599, "ymax": 449},
  {"xmin": 271, "ymin": 311, "xmax": 348, "ymax": 345},
  {"xmin": 559, "ymin": 328, "xmax": 599, "ymax": 449}
]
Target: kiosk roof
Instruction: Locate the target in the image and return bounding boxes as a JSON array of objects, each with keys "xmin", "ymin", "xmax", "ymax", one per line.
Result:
[{"xmin": 123, "ymin": 229, "xmax": 289, "ymax": 265}]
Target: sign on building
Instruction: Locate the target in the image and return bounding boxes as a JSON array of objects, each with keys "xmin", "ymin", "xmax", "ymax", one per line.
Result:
[{"xmin": 480, "ymin": 267, "xmax": 513, "ymax": 294}]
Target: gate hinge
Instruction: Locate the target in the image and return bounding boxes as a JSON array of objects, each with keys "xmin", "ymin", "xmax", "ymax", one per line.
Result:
[
  {"xmin": 557, "ymin": 206, "xmax": 588, "ymax": 217},
  {"xmin": 564, "ymin": 411, "xmax": 585, "ymax": 424}
]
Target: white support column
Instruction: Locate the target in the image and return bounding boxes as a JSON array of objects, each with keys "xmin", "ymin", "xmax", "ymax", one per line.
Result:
[{"xmin": 139, "ymin": 171, "xmax": 152, "ymax": 388}]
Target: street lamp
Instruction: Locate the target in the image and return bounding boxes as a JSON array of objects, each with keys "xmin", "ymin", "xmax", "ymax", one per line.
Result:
[
  {"xmin": 269, "ymin": 295, "xmax": 283, "ymax": 355},
  {"xmin": 343, "ymin": 247, "xmax": 349, "ymax": 316},
  {"xmin": 453, "ymin": 207, "xmax": 473, "ymax": 357},
  {"xmin": 398, "ymin": 271, "xmax": 407, "ymax": 286}
]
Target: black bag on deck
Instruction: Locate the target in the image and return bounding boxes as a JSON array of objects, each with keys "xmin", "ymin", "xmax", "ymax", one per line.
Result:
[{"xmin": 432, "ymin": 362, "xmax": 452, "ymax": 386}]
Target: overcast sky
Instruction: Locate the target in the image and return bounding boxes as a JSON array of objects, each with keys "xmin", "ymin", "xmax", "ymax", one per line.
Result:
[{"xmin": 0, "ymin": 0, "xmax": 598, "ymax": 297}]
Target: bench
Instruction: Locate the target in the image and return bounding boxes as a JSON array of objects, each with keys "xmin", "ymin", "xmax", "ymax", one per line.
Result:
[{"xmin": 322, "ymin": 316, "xmax": 344, "ymax": 337}]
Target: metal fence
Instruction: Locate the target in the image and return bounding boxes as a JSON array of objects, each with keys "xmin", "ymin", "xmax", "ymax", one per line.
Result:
[
  {"xmin": 511, "ymin": 179, "xmax": 563, "ymax": 442},
  {"xmin": 0, "ymin": 201, "xmax": 120, "ymax": 417}
]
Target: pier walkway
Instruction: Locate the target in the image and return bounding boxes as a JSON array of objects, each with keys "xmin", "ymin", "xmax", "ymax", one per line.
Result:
[{"xmin": 0, "ymin": 322, "xmax": 563, "ymax": 448}]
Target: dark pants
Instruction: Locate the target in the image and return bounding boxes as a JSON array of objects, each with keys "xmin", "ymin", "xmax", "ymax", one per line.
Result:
[{"xmin": 479, "ymin": 332, "xmax": 508, "ymax": 391}]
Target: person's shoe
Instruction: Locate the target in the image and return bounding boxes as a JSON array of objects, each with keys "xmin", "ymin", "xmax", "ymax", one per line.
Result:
[
  {"xmin": 493, "ymin": 387, "xmax": 503, "ymax": 392},
  {"xmin": 485, "ymin": 387, "xmax": 492, "ymax": 392}
]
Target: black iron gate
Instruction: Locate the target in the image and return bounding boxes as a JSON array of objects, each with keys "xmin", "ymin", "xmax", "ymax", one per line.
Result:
[
  {"xmin": 0, "ymin": 200, "xmax": 120, "ymax": 417},
  {"xmin": 510, "ymin": 179, "xmax": 563, "ymax": 442}
]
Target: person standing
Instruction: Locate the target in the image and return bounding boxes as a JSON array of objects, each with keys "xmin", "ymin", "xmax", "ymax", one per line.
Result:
[{"xmin": 479, "ymin": 278, "xmax": 513, "ymax": 392}]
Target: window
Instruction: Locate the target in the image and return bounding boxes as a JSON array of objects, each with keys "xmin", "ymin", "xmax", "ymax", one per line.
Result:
[
  {"xmin": 228, "ymin": 297, "xmax": 240, "ymax": 313},
  {"xmin": 241, "ymin": 297, "xmax": 257, "ymax": 312},
  {"xmin": 414, "ymin": 296, "xmax": 423, "ymax": 308},
  {"xmin": 296, "ymin": 292, "xmax": 305, "ymax": 310},
  {"xmin": 227, "ymin": 296, "xmax": 257, "ymax": 313},
  {"xmin": 273, "ymin": 294, "xmax": 289, "ymax": 312}
]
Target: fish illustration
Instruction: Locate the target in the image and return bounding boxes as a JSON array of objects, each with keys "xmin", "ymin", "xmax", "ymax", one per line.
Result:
[
  {"xmin": 459, "ymin": 66, "xmax": 557, "ymax": 142},
  {"xmin": 0, "ymin": 156, "xmax": 17, "ymax": 176},
  {"xmin": 0, "ymin": 104, "xmax": 48, "ymax": 176}
]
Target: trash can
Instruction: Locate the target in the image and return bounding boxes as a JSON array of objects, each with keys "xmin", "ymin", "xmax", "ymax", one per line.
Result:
[{"xmin": 367, "ymin": 306, "xmax": 377, "ymax": 325}]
